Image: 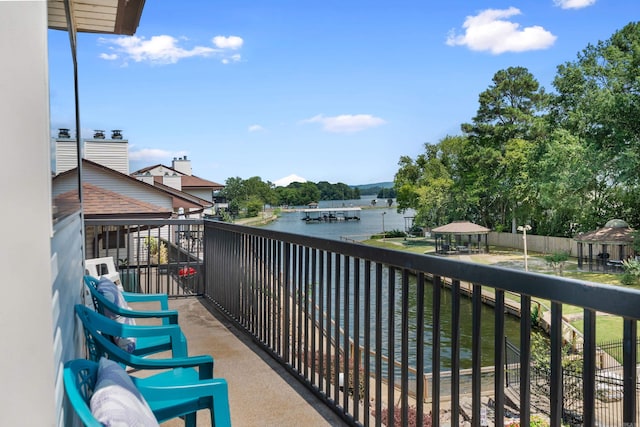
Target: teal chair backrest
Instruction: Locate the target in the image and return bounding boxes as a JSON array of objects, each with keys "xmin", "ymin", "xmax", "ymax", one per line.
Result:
[
  {"xmin": 83, "ymin": 275, "xmax": 111, "ymax": 316},
  {"xmin": 63, "ymin": 359, "xmax": 103, "ymax": 427}
]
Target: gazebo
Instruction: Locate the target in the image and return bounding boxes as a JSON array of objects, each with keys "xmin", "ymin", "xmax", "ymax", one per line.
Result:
[
  {"xmin": 574, "ymin": 219, "xmax": 636, "ymax": 272},
  {"xmin": 432, "ymin": 221, "xmax": 490, "ymax": 254}
]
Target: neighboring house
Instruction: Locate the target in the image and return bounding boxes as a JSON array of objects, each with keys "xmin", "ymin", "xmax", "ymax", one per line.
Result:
[
  {"xmin": 54, "ymin": 159, "xmax": 212, "ymax": 216},
  {"xmin": 53, "ymin": 159, "xmax": 212, "ymax": 260},
  {"xmin": 132, "ymin": 156, "xmax": 225, "ymax": 216}
]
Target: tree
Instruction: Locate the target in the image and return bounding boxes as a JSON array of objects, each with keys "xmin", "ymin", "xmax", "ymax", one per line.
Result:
[
  {"xmin": 552, "ymin": 22, "xmax": 640, "ymax": 230},
  {"xmin": 244, "ymin": 176, "xmax": 276, "ymax": 206},
  {"xmin": 221, "ymin": 177, "xmax": 247, "ymax": 204},
  {"xmin": 460, "ymin": 67, "xmax": 548, "ymax": 230},
  {"xmin": 529, "ymin": 129, "xmax": 590, "ymax": 236},
  {"xmin": 394, "ymin": 137, "xmax": 465, "ymax": 227}
]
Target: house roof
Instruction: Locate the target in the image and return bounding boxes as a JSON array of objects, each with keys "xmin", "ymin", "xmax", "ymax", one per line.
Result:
[
  {"xmin": 153, "ymin": 181, "xmax": 214, "ymax": 209},
  {"xmin": 54, "ymin": 159, "xmax": 212, "ymax": 211},
  {"xmin": 432, "ymin": 221, "xmax": 491, "ymax": 235},
  {"xmin": 133, "ymin": 164, "xmax": 224, "ymax": 189},
  {"xmin": 180, "ymin": 174, "xmax": 224, "ymax": 190},
  {"xmin": 58, "ymin": 183, "xmax": 172, "ymax": 218},
  {"xmin": 47, "ymin": 0, "xmax": 146, "ymax": 36},
  {"xmin": 574, "ymin": 225, "xmax": 635, "ymax": 244}
]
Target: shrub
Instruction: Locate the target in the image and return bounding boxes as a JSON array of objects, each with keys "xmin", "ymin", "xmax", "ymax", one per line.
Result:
[
  {"xmin": 507, "ymin": 415, "xmax": 549, "ymax": 426},
  {"xmin": 305, "ymin": 350, "xmax": 367, "ymax": 400},
  {"xmin": 621, "ymin": 259, "xmax": 640, "ymax": 285},
  {"xmin": 373, "ymin": 405, "xmax": 432, "ymax": 427},
  {"xmin": 544, "ymin": 252, "xmax": 569, "ymax": 275},
  {"xmin": 144, "ymin": 236, "xmax": 167, "ymax": 264},
  {"xmin": 246, "ymin": 198, "xmax": 264, "ymax": 217},
  {"xmin": 371, "ymin": 229, "xmax": 407, "ymax": 239}
]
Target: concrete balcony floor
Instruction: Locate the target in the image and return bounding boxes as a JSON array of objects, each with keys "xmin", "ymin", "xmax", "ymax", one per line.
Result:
[{"xmin": 148, "ymin": 296, "xmax": 348, "ymax": 426}]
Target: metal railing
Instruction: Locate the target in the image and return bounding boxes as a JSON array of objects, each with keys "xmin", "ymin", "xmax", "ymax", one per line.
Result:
[
  {"xmin": 84, "ymin": 219, "xmax": 205, "ymax": 296},
  {"xmin": 203, "ymin": 220, "xmax": 640, "ymax": 427}
]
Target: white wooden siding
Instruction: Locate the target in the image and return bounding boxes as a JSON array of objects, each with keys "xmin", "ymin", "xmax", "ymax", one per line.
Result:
[
  {"xmin": 55, "ymin": 140, "xmax": 78, "ymax": 174},
  {"xmin": 187, "ymin": 188, "xmax": 212, "ymax": 202},
  {"xmin": 84, "ymin": 140, "xmax": 129, "ymax": 174},
  {"xmin": 162, "ymin": 174, "xmax": 182, "ymax": 190}
]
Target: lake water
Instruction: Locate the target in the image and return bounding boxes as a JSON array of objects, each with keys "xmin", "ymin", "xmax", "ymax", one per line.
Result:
[
  {"xmin": 260, "ymin": 195, "xmax": 522, "ymax": 371},
  {"xmin": 263, "ymin": 195, "xmax": 415, "ymax": 241}
]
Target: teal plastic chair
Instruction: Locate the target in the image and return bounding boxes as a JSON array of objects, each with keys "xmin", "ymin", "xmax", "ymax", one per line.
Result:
[
  {"xmin": 75, "ymin": 304, "xmax": 196, "ymax": 367},
  {"xmin": 64, "ymin": 358, "xmax": 232, "ymax": 427},
  {"xmin": 84, "ymin": 275, "xmax": 179, "ymax": 325}
]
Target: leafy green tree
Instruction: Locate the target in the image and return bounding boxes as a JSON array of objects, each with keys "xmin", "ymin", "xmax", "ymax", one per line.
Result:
[
  {"xmin": 221, "ymin": 177, "xmax": 247, "ymax": 204},
  {"xmin": 244, "ymin": 176, "xmax": 276, "ymax": 206},
  {"xmin": 552, "ymin": 22, "xmax": 640, "ymax": 230},
  {"xmin": 460, "ymin": 66, "xmax": 548, "ymax": 230},
  {"xmin": 246, "ymin": 196, "xmax": 264, "ymax": 217},
  {"xmin": 394, "ymin": 137, "xmax": 465, "ymax": 227},
  {"xmin": 529, "ymin": 129, "xmax": 589, "ymax": 236},
  {"xmin": 377, "ymin": 188, "xmax": 396, "ymax": 198},
  {"xmin": 278, "ymin": 182, "xmax": 321, "ymax": 206}
]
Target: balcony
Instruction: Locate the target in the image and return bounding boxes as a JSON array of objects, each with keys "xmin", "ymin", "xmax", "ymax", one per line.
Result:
[{"xmin": 85, "ymin": 219, "xmax": 640, "ymax": 426}]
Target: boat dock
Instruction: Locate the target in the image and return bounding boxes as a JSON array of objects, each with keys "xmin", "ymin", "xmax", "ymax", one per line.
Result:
[{"xmin": 300, "ymin": 207, "xmax": 361, "ymax": 223}]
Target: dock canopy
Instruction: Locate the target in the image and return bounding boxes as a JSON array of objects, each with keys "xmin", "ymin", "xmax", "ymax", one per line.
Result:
[
  {"xmin": 574, "ymin": 219, "xmax": 636, "ymax": 272},
  {"xmin": 432, "ymin": 221, "xmax": 490, "ymax": 254}
]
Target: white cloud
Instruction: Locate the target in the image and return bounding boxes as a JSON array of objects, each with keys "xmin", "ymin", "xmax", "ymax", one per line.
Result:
[
  {"xmin": 129, "ymin": 148, "xmax": 186, "ymax": 162},
  {"xmin": 99, "ymin": 35, "xmax": 215, "ymax": 64},
  {"xmin": 446, "ymin": 7, "xmax": 557, "ymax": 54},
  {"xmin": 213, "ymin": 35, "xmax": 244, "ymax": 50},
  {"xmin": 99, "ymin": 53, "xmax": 118, "ymax": 60},
  {"xmin": 222, "ymin": 54, "xmax": 242, "ymax": 64},
  {"xmin": 248, "ymin": 124, "xmax": 264, "ymax": 132},
  {"xmin": 99, "ymin": 35, "xmax": 245, "ymax": 65},
  {"xmin": 554, "ymin": 0, "xmax": 596, "ymax": 9},
  {"xmin": 301, "ymin": 114, "xmax": 386, "ymax": 133}
]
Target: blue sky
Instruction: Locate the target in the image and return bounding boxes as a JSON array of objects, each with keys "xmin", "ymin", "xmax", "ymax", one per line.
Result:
[{"xmin": 48, "ymin": 0, "xmax": 637, "ymax": 186}]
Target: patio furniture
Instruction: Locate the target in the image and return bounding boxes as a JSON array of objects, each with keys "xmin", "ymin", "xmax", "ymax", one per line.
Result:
[
  {"xmin": 85, "ymin": 256, "xmax": 121, "ymax": 285},
  {"xmin": 84, "ymin": 275, "xmax": 178, "ymax": 325},
  {"xmin": 75, "ymin": 304, "xmax": 193, "ymax": 364},
  {"xmin": 64, "ymin": 358, "xmax": 231, "ymax": 427}
]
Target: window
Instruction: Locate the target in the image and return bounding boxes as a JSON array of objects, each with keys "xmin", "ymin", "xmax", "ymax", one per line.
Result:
[{"xmin": 100, "ymin": 228, "xmax": 126, "ymax": 250}]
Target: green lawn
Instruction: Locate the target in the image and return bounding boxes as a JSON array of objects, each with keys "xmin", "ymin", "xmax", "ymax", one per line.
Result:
[
  {"xmin": 570, "ymin": 315, "xmax": 627, "ymax": 341},
  {"xmin": 361, "ymin": 238, "xmax": 637, "ymax": 343}
]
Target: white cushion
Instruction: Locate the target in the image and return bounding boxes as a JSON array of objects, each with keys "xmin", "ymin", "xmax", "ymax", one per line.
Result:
[
  {"xmin": 90, "ymin": 357, "xmax": 159, "ymax": 427},
  {"xmin": 97, "ymin": 277, "xmax": 137, "ymax": 352}
]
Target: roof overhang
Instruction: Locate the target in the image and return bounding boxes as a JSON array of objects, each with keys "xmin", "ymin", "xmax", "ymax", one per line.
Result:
[{"xmin": 48, "ymin": 0, "xmax": 146, "ymax": 35}]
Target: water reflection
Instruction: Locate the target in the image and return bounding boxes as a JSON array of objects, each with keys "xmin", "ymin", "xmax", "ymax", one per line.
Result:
[{"xmin": 307, "ymin": 259, "xmax": 521, "ymax": 374}]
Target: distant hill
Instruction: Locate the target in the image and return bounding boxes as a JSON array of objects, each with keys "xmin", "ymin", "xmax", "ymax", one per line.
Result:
[
  {"xmin": 351, "ymin": 181, "xmax": 393, "ymax": 190},
  {"xmin": 351, "ymin": 181, "xmax": 394, "ymax": 196}
]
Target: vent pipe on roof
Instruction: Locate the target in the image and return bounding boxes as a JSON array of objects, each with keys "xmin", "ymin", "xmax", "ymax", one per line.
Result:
[
  {"xmin": 111, "ymin": 130, "xmax": 123, "ymax": 139},
  {"xmin": 58, "ymin": 128, "xmax": 71, "ymax": 138}
]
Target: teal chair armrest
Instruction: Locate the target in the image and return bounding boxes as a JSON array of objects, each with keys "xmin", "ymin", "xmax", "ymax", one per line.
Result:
[
  {"xmin": 118, "ymin": 307, "xmax": 179, "ymax": 324},
  {"xmin": 129, "ymin": 355, "xmax": 214, "ymax": 379},
  {"xmin": 123, "ymin": 291, "xmax": 170, "ymax": 310},
  {"xmin": 110, "ymin": 322, "xmax": 187, "ymax": 357},
  {"xmin": 136, "ymin": 378, "xmax": 231, "ymax": 426}
]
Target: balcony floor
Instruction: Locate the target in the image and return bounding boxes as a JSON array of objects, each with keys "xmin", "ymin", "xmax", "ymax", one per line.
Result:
[{"xmin": 149, "ymin": 296, "xmax": 348, "ymax": 426}]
